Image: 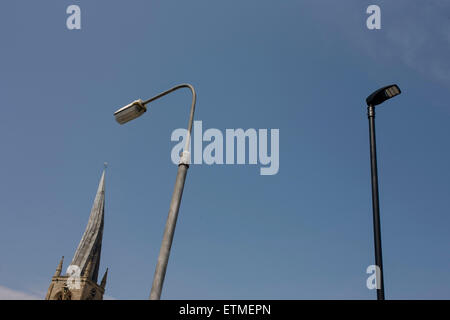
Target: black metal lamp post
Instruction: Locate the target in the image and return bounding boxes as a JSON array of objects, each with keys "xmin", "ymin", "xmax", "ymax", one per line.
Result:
[{"xmin": 365, "ymin": 84, "xmax": 401, "ymax": 300}]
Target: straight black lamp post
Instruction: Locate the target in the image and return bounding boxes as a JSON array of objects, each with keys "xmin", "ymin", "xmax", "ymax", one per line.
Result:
[{"xmin": 365, "ymin": 84, "xmax": 401, "ymax": 300}]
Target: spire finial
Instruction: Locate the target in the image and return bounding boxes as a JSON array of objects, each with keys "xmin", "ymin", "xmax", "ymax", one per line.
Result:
[{"xmin": 104, "ymin": 162, "xmax": 108, "ymax": 169}]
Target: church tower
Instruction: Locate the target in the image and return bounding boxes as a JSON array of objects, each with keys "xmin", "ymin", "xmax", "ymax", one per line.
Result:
[{"xmin": 46, "ymin": 166, "xmax": 108, "ymax": 300}]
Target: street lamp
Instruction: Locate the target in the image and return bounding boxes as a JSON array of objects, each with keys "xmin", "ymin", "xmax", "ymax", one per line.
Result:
[
  {"xmin": 365, "ymin": 84, "xmax": 401, "ymax": 300},
  {"xmin": 114, "ymin": 83, "xmax": 196, "ymax": 300}
]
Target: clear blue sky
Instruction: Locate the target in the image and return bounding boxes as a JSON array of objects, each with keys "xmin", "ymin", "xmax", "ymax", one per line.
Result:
[{"xmin": 0, "ymin": 0, "xmax": 449, "ymax": 299}]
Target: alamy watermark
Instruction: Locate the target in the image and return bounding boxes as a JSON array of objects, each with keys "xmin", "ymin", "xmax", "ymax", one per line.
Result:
[
  {"xmin": 66, "ymin": 265, "xmax": 81, "ymax": 290},
  {"xmin": 170, "ymin": 121, "xmax": 279, "ymax": 176},
  {"xmin": 66, "ymin": 5, "xmax": 81, "ymax": 30},
  {"xmin": 366, "ymin": 5, "xmax": 381, "ymax": 30},
  {"xmin": 65, "ymin": 4, "xmax": 382, "ymax": 31},
  {"xmin": 366, "ymin": 264, "xmax": 382, "ymax": 290}
]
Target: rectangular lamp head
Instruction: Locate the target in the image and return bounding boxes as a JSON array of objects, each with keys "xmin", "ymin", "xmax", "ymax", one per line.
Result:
[
  {"xmin": 114, "ymin": 99, "xmax": 147, "ymax": 125},
  {"xmin": 366, "ymin": 84, "xmax": 401, "ymax": 106}
]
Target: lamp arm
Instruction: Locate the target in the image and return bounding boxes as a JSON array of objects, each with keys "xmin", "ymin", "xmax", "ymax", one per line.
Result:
[{"xmin": 143, "ymin": 84, "xmax": 196, "ymax": 153}]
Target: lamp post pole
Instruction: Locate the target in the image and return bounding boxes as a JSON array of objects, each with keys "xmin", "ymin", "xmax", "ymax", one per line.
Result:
[
  {"xmin": 367, "ymin": 105, "xmax": 385, "ymax": 300},
  {"xmin": 114, "ymin": 83, "xmax": 197, "ymax": 300},
  {"xmin": 150, "ymin": 162, "xmax": 189, "ymax": 300},
  {"xmin": 146, "ymin": 84, "xmax": 196, "ymax": 300},
  {"xmin": 365, "ymin": 84, "xmax": 400, "ymax": 300}
]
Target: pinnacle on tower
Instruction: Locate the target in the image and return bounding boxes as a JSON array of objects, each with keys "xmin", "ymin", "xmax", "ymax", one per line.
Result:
[
  {"xmin": 100, "ymin": 268, "xmax": 108, "ymax": 289},
  {"xmin": 54, "ymin": 256, "xmax": 64, "ymax": 277}
]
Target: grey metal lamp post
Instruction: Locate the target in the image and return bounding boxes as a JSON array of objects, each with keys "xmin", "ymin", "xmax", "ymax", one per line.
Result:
[
  {"xmin": 114, "ymin": 83, "xmax": 196, "ymax": 300},
  {"xmin": 365, "ymin": 84, "xmax": 401, "ymax": 300}
]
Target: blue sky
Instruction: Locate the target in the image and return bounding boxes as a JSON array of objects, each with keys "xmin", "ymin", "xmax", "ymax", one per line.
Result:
[{"xmin": 0, "ymin": 0, "xmax": 449, "ymax": 299}]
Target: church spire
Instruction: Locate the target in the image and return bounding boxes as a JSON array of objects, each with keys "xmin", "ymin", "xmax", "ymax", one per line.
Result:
[
  {"xmin": 83, "ymin": 254, "xmax": 94, "ymax": 278},
  {"xmin": 70, "ymin": 166, "xmax": 106, "ymax": 283}
]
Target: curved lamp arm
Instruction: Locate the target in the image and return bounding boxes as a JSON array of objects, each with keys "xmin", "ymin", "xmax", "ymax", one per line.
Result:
[{"xmin": 143, "ymin": 83, "xmax": 196, "ymax": 154}]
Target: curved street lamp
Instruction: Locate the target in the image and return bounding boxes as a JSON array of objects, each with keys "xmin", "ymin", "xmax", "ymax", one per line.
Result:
[
  {"xmin": 114, "ymin": 83, "xmax": 197, "ymax": 300},
  {"xmin": 365, "ymin": 84, "xmax": 401, "ymax": 300}
]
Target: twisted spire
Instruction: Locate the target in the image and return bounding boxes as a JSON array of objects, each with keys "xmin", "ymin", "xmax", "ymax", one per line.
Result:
[{"xmin": 70, "ymin": 167, "xmax": 106, "ymax": 282}]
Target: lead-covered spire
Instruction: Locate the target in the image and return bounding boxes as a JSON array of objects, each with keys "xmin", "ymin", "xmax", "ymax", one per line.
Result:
[{"xmin": 70, "ymin": 166, "xmax": 106, "ymax": 282}]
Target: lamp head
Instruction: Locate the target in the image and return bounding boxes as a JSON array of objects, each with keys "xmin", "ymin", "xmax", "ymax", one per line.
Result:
[
  {"xmin": 366, "ymin": 84, "xmax": 401, "ymax": 106},
  {"xmin": 114, "ymin": 99, "xmax": 147, "ymax": 125}
]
